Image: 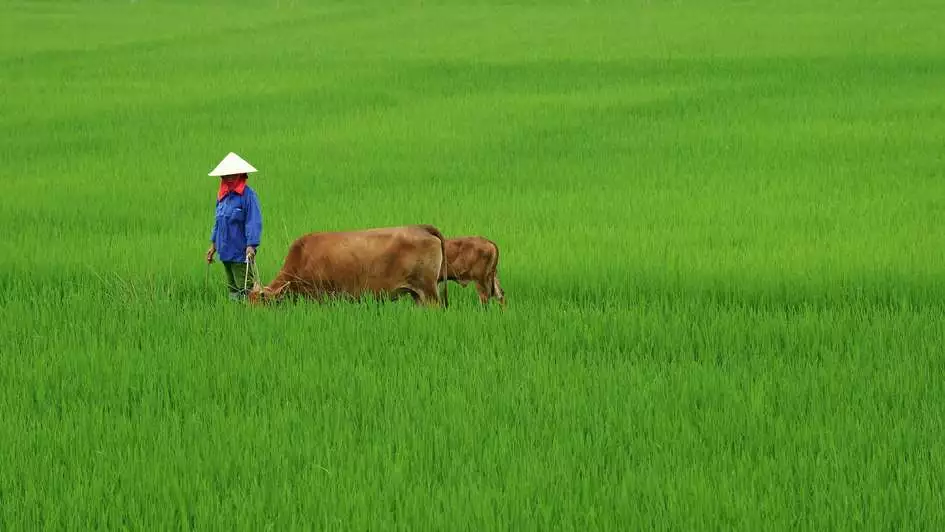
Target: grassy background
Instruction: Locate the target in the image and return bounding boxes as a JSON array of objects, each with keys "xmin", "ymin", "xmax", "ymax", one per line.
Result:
[{"xmin": 2, "ymin": 0, "xmax": 944, "ymax": 529}]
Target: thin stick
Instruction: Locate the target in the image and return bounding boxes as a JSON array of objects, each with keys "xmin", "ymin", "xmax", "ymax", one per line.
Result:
[
  {"xmin": 244, "ymin": 256, "xmax": 251, "ymax": 294},
  {"xmin": 252, "ymin": 258, "xmax": 262, "ymax": 289}
]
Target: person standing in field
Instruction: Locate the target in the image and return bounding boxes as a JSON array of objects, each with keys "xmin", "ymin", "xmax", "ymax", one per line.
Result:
[{"xmin": 205, "ymin": 152, "xmax": 263, "ymax": 301}]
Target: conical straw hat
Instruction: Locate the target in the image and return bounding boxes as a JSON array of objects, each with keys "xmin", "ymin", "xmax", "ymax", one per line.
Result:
[{"xmin": 208, "ymin": 152, "xmax": 258, "ymax": 177}]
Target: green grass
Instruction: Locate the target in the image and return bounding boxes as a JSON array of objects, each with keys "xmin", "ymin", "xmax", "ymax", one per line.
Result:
[{"xmin": 2, "ymin": 0, "xmax": 944, "ymax": 529}]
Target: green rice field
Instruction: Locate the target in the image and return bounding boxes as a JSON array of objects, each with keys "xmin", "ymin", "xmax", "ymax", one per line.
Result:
[{"xmin": 2, "ymin": 0, "xmax": 944, "ymax": 528}]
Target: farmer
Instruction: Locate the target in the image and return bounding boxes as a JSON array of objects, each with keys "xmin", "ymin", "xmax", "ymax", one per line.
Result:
[{"xmin": 205, "ymin": 152, "xmax": 263, "ymax": 301}]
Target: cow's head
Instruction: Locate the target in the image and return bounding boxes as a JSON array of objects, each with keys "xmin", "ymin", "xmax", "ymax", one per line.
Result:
[{"xmin": 248, "ymin": 281, "xmax": 290, "ymax": 306}]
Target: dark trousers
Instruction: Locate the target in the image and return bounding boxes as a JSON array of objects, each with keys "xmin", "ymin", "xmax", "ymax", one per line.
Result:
[{"xmin": 222, "ymin": 261, "xmax": 256, "ymax": 300}]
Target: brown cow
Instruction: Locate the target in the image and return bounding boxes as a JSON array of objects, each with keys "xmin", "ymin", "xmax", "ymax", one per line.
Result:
[
  {"xmin": 442, "ymin": 236, "xmax": 505, "ymax": 306},
  {"xmin": 248, "ymin": 224, "xmax": 449, "ymax": 307}
]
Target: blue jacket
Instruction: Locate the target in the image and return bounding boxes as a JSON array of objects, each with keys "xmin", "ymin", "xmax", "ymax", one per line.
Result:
[{"xmin": 210, "ymin": 185, "xmax": 262, "ymax": 263}]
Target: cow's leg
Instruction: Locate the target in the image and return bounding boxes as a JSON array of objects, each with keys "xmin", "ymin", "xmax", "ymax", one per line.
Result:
[
  {"xmin": 395, "ymin": 287, "xmax": 422, "ymax": 305},
  {"xmin": 476, "ymin": 280, "xmax": 491, "ymax": 305},
  {"xmin": 415, "ymin": 279, "xmax": 443, "ymax": 307},
  {"xmin": 492, "ymin": 273, "xmax": 506, "ymax": 307}
]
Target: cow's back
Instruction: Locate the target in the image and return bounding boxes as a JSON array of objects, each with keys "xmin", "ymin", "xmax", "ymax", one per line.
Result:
[{"xmin": 283, "ymin": 225, "xmax": 443, "ymax": 296}]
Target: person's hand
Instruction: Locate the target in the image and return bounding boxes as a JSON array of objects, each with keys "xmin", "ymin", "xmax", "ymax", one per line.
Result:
[
  {"xmin": 206, "ymin": 245, "xmax": 216, "ymax": 264},
  {"xmin": 245, "ymin": 246, "xmax": 256, "ymax": 261}
]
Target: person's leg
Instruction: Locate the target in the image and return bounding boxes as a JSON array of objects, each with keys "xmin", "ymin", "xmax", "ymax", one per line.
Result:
[
  {"xmin": 222, "ymin": 261, "xmax": 240, "ymax": 300},
  {"xmin": 229, "ymin": 261, "xmax": 250, "ymax": 300}
]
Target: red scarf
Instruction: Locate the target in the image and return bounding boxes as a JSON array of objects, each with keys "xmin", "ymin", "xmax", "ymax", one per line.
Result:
[{"xmin": 217, "ymin": 176, "xmax": 247, "ymax": 201}]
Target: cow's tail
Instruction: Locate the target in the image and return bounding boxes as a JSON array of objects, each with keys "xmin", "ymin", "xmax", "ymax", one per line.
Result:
[
  {"xmin": 418, "ymin": 224, "xmax": 449, "ymax": 308},
  {"xmin": 489, "ymin": 239, "xmax": 505, "ymax": 305}
]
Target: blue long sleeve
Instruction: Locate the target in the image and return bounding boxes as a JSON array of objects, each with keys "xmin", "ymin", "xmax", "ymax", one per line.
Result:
[
  {"xmin": 244, "ymin": 191, "xmax": 262, "ymax": 247},
  {"xmin": 210, "ymin": 203, "xmax": 219, "ymax": 243},
  {"xmin": 212, "ymin": 186, "xmax": 261, "ymax": 262}
]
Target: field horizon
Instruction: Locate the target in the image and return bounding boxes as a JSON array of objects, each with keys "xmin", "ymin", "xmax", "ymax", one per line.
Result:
[{"xmin": 2, "ymin": 1, "xmax": 944, "ymax": 529}]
